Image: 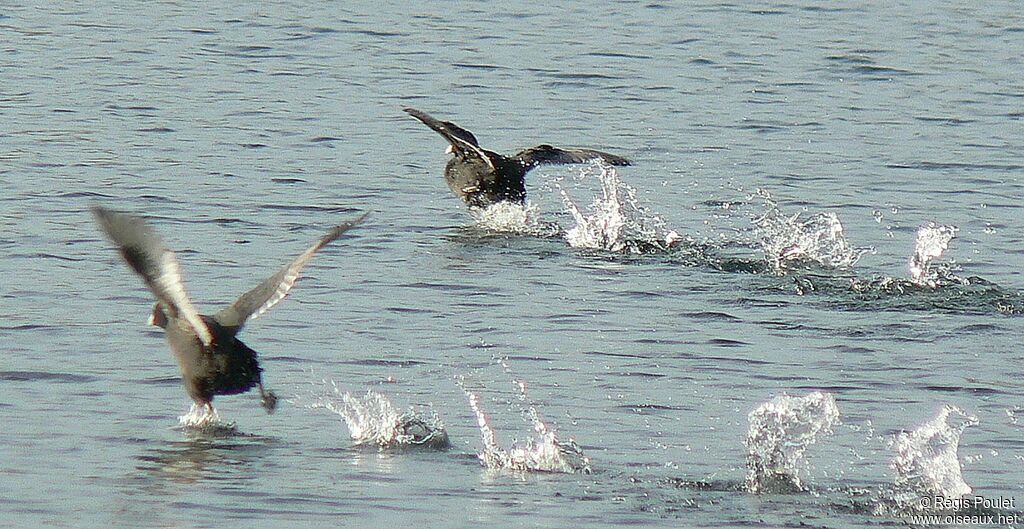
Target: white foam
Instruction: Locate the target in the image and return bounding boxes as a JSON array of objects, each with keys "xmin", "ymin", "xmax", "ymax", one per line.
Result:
[
  {"xmin": 469, "ymin": 201, "xmax": 559, "ymax": 236},
  {"xmin": 460, "ymin": 359, "xmax": 590, "ymax": 474},
  {"xmin": 178, "ymin": 403, "xmax": 237, "ymax": 434}
]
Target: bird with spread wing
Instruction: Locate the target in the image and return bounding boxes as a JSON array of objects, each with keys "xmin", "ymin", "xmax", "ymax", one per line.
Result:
[
  {"xmin": 404, "ymin": 107, "xmax": 630, "ymax": 208},
  {"xmin": 92, "ymin": 205, "xmax": 366, "ymax": 417}
]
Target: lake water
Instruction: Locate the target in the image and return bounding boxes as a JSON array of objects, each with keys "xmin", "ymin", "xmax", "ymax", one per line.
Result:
[{"xmin": 2, "ymin": 2, "xmax": 1023, "ymax": 527}]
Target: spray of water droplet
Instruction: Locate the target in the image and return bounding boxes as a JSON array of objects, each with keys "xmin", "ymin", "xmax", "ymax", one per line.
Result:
[
  {"xmin": 458, "ymin": 360, "xmax": 591, "ymax": 474},
  {"xmin": 178, "ymin": 404, "xmax": 238, "ymax": 434},
  {"xmin": 875, "ymin": 405, "xmax": 977, "ymax": 516},
  {"xmin": 308, "ymin": 381, "xmax": 449, "ymax": 450},
  {"xmin": 908, "ymin": 222, "xmax": 960, "ymax": 287},
  {"xmin": 752, "ymin": 189, "xmax": 870, "ymax": 273},
  {"xmin": 557, "ymin": 163, "xmax": 679, "ymax": 254},
  {"xmin": 744, "ymin": 391, "xmax": 841, "ymax": 493},
  {"xmin": 1007, "ymin": 406, "xmax": 1022, "ymax": 426}
]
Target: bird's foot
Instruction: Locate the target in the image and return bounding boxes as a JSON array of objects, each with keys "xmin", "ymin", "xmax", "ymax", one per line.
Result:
[{"xmin": 261, "ymin": 389, "xmax": 278, "ymax": 414}]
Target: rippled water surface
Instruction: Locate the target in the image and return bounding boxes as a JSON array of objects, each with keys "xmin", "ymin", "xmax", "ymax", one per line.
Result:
[{"xmin": 2, "ymin": 2, "xmax": 1023, "ymax": 527}]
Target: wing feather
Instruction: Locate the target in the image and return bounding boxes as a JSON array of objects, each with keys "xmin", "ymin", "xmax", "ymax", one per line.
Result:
[
  {"xmin": 91, "ymin": 205, "xmax": 213, "ymax": 346},
  {"xmin": 514, "ymin": 144, "xmax": 631, "ymax": 169},
  {"xmin": 213, "ymin": 213, "xmax": 368, "ymax": 333},
  {"xmin": 403, "ymin": 107, "xmax": 498, "ymax": 171}
]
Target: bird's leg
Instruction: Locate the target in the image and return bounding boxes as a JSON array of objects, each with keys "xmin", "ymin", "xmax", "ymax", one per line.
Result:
[{"xmin": 259, "ymin": 383, "xmax": 278, "ymax": 414}]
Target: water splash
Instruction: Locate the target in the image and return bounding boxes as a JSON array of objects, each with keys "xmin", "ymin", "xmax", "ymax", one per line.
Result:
[
  {"xmin": 753, "ymin": 189, "xmax": 869, "ymax": 273},
  {"xmin": 309, "ymin": 382, "xmax": 449, "ymax": 450},
  {"xmin": 459, "ymin": 361, "xmax": 590, "ymax": 474},
  {"xmin": 178, "ymin": 404, "xmax": 238, "ymax": 435},
  {"xmin": 469, "ymin": 201, "xmax": 560, "ymax": 237},
  {"xmin": 745, "ymin": 391, "xmax": 841, "ymax": 493},
  {"xmin": 558, "ymin": 163, "xmax": 681, "ymax": 254},
  {"xmin": 908, "ymin": 222, "xmax": 960, "ymax": 287},
  {"xmin": 465, "ymin": 391, "xmax": 590, "ymax": 474},
  {"xmin": 876, "ymin": 405, "xmax": 977, "ymax": 515}
]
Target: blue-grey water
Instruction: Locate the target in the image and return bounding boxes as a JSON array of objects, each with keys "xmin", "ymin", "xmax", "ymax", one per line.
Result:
[{"xmin": 2, "ymin": 2, "xmax": 1023, "ymax": 527}]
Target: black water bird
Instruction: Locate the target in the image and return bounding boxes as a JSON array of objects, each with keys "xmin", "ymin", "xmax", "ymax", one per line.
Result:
[
  {"xmin": 92, "ymin": 206, "xmax": 366, "ymax": 416},
  {"xmin": 404, "ymin": 107, "xmax": 631, "ymax": 208}
]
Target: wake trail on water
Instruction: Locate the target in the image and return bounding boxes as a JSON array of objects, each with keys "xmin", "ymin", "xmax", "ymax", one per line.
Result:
[
  {"xmin": 753, "ymin": 396, "xmax": 982, "ymax": 518},
  {"xmin": 797, "ymin": 217, "xmax": 1023, "ymax": 314},
  {"xmin": 735, "ymin": 189, "xmax": 1023, "ymax": 314},
  {"xmin": 759, "ymin": 399, "xmax": 1024, "ymax": 523},
  {"xmin": 655, "ymin": 395, "xmax": 1015, "ymax": 523},
  {"xmin": 467, "ymin": 176, "xmax": 1022, "ymax": 314}
]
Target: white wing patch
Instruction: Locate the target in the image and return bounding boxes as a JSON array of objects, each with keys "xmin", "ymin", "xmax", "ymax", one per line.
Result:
[
  {"xmin": 154, "ymin": 246, "xmax": 213, "ymax": 346},
  {"xmin": 246, "ymin": 256, "xmax": 306, "ymax": 323},
  {"xmin": 451, "ymin": 135, "xmax": 496, "ymax": 171}
]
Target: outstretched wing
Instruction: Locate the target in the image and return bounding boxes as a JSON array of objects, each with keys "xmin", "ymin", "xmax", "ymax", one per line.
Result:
[
  {"xmin": 514, "ymin": 144, "xmax": 631, "ymax": 169},
  {"xmin": 212, "ymin": 212, "xmax": 368, "ymax": 334},
  {"xmin": 91, "ymin": 205, "xmax": 213, "ymax": 346},
  {"xmin": 403, "ymin": 107, "xmax": 499, "ymax": 171}
]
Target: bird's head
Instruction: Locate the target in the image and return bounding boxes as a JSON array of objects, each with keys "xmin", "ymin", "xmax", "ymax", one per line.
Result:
[{"xmin": 147, "ymin": 303, "xmax": 169, "ymax": 329}]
